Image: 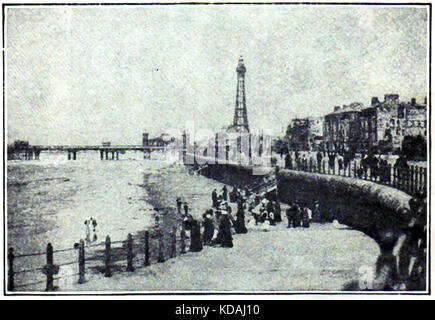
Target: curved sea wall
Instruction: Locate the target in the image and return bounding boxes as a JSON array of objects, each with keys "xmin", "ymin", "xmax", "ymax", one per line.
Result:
[
  {"xmin": 277, "ymin": 169, "xmax": 412, "ymax": 240},
  {"xmin": 188, "ymin": 154, "xmax": 425, "ymax": 290},
  {"xmin": 197, "ymin": 161, "xmax": 412, "ymax": 239}
]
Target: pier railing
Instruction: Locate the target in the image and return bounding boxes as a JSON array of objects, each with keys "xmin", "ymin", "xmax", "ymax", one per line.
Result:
[
  {"xmin": 284, "ymin": 157, "xmax": 427, "ymax": 196},
  {"xmin": 8, "ymin": 226, "xmax": 186, "ymax": 292}
]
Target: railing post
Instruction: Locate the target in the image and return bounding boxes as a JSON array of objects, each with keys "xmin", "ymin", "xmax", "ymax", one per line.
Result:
[
  {"xmin": 105, "ymin": 236, "xmax": 112, "ymax": 277},
  {"xmin": 144, "ymin": 231, "xmax": 150, "ymax": 266},
  {"xmin": 127, "ymin": 233, "xmax": 134, "ymax": 272},
  {"xmin": 7, "ymin": 247, "xmax": 14, "ymax": 291},
  {"xmin": 171, "ymin": 227, "xmax": 177, "ymax": 258},
  {"xmin": 45, "ymin": 243, "xmax": 55, "ymax": 291},
  {"xmin": 180, "ymin": 226, "xmax": 186, "ymax": 254},
  {"xmin": 385, "ymin": 164, "xmax": 390, "ymax": 185},
  {"xmin": 410, "ymin": 166, "xmax": 415, "ymax": 195},
  {"xmin": 158, "ymin": 232, "xmax": 165, "ymax": 263},
  {"xmin": 78, "ymin": 239, "xmax": 85, "ymax": 284}
]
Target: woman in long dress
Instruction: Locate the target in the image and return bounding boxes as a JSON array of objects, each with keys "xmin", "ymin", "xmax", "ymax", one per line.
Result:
[
  {"xmin": 234, "ymin": 200, "xmax": 248, "ymax": 234},
  {"xmin": 216, "ymin": 212, "xmax": 233, "ymax": 247},
  {"xmin": 202, "ymin": 211, "xmax": 215, "ymax": 245}
]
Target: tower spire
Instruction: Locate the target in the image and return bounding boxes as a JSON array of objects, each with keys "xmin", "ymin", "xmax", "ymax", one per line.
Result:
[{"xmin": 233, "ymin": 56, "xmax": 249, "ymax": 133}]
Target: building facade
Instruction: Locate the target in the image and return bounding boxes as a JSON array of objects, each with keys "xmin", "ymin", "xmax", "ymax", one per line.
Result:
[
  {"xmin": 360, "ymin": 94, "xmax": 427, "ymax": 153},
  {"xmin": 286, "ymin": 116, "xmax": 324, "ymax": 151},
  {"xmin": 324, "ymin": 103, "xmax": 362, "ymax": 153}
]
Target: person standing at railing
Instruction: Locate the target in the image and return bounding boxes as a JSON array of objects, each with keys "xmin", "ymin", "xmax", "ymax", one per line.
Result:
[
  {"xmin": 327, "ymin": 152, "xmax": 336, "ymax": 174},
  {"xmin": 394, "ymin": 155, "xmax": 409, "ymax": 188},
  {"xmin": 337, "ymin": 153, "xmax": 344, "ymax": 174},
  {"xmin": 285, "ymin": 152, "xmax": 292, "ymax": 170},
  {"xmin": 379, "ymin": 156, "xmax": 390, "ymax": 183},
  {"xmin": 176, "ymin": 197, "xmax": 183, "ymax": 214},
  {"xmin": 343, "ymin": 152, "xmax": 351, "ymax": 173},
  {"xmin": 316, "ymin": 151, "xmax": 323, "ymax": 172}
]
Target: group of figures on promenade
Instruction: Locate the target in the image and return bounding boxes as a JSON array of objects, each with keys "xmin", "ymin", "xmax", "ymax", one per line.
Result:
[
  {"xmin": 359, "ymin": 191, "xmax": 427, "ymax": 291},
  {"xmin": 171, "ymin": 180, "xmax": 427, "ymax": 291},
  {"xmin": 172, "ymin": 184, "xmax": 320, "ymax": 253}
]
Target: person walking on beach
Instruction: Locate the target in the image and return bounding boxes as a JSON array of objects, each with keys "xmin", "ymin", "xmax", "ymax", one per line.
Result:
[
  {"xmin": 84, "ymin": 219, "xmax": 91, "ymax": 243},
  {"xmin": 290, "ymin": 203, "xmax": 302, "ymax": 228}
]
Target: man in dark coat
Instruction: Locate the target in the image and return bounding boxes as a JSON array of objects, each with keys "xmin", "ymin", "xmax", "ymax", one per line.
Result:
[
  {"xmin": 216, "ymin": 212, "xmax": 233, "ymax": 247},
  {"xmin": 316, "ymin": 151, "xmax": 323, "ymax": 172},
  {"xmin": 285, "ymin": 153, "xmax": 292, "ymax": 170}
]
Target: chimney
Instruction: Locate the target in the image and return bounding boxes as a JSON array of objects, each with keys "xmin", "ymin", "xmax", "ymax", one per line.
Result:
[
  {"xmin": 411, "ymin": 98, "xmax": 416, "ymax": 106},
  {"xmin": 143, "ymin": 133, "xmax": 149, "ymax": 147},
  {"xmin": 384, "ymin": 94, "xmax": 399, "ymax": 103},
  {"xmin": 334, "ymin": 106, "xmax": 341, "ymax": 112},
  {"xmin": 371, "ymin": 97, "xmax": 379, "ymax": 106}
]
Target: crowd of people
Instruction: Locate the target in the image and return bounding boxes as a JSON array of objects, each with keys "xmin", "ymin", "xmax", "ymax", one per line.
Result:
[
  {"xmin": 173, "ymin": 185, "xmax": 319, "ymax": 253},
  {"xmin": 284, "ymin": 150, "xmax": 413, "ymax": 183}
]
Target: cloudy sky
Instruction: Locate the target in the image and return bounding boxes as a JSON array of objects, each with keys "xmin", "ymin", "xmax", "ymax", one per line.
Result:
[{"xmin": 6, "ymin": 4, "xmax": 428, "ymax": 145}]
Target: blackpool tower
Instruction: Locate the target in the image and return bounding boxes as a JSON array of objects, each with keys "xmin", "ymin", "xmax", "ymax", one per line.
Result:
[{"xmin": 232, "ymin": 57, "xmax": 249, "ymax": 133}]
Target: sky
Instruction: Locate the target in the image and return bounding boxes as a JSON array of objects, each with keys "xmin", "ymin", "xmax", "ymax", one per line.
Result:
[{"xmin": 5, "ymin": 4, "xmax": 428, "ymax": 145}]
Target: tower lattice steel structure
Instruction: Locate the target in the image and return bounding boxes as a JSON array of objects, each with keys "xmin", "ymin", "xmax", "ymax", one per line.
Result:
[{"xmin": 233, "ymin": 57, "xmax": 249, "ymax": 133}]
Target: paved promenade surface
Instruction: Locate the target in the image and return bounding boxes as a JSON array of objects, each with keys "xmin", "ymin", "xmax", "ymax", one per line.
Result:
[
  {"xmin": 67, "ymin": 165, "xmax": 379, "ymax": 292},
  {"xmin": 68, "ymin": 222, "xmax": 378, "ymax": 291}
]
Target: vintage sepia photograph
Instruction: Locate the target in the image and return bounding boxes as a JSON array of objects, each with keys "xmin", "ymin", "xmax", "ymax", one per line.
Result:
[{"xmin": 2, "ymin": 2, "xmax": 430, "ymax": 295}]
